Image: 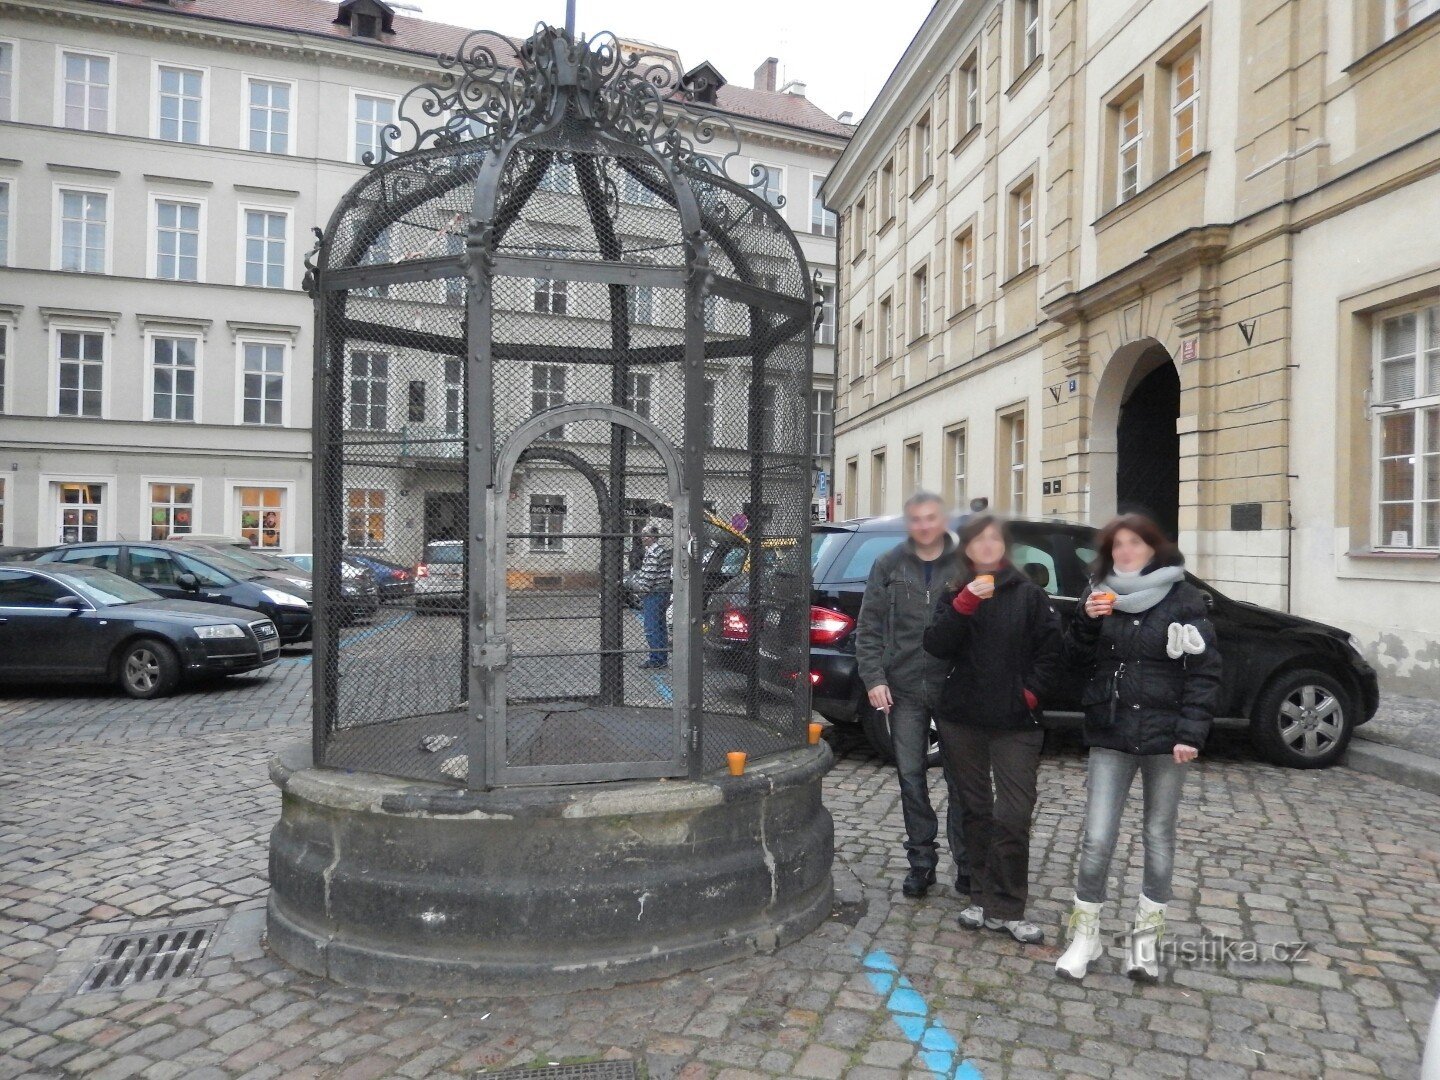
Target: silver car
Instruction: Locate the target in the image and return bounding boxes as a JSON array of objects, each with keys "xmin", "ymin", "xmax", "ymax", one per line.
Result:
[{"xmin": 414, "ymin": 540, "xmax": 464, "ymax": 612}]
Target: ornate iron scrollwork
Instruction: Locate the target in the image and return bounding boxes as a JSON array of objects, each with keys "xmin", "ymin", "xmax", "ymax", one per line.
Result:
[{"xmin": 301, "ymin": 226, "xmax": 325, "ymax": 298}]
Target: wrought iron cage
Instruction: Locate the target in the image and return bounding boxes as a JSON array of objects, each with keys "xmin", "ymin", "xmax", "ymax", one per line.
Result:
[{"xmin": 307, "ymin": 25, "xmax": 817, "ymax": 788}]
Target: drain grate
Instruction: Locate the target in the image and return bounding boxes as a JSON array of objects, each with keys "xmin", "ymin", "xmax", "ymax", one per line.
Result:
[
  {"xmin": 476, "ymin": 1064, "xmax": 637, "ymax": 1080},
  {"xmin": 75, "ymin": 922, "xmax": 220, "ymax": 995}
]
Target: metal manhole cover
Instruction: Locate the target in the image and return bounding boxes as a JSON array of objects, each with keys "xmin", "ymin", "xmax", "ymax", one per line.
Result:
[
  {"xmin": 477, "ymin": 1063, "xmax": 637, "ymax": 1080},
  {"xmin": 74, "ymin": 922, "xmax": 220, "ymax": 995}
]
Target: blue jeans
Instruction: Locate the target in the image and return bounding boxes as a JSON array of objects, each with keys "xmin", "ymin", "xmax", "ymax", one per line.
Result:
[
  {"xmin": 1075, "ymin": 747, "xmax": 1188, "ymax": 904},
  {"xmin": 890, "ymin": 690, "xmax": 967, "ymax": 878},
  {"xmin": 641, "ymin": 592, "xmax": 669, "ymax": 665}
]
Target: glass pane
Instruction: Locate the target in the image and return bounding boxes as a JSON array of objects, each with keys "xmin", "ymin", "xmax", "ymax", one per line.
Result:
[
  {"xmin": 1381, "ymin": 411, "xmax": 1415, "ymax": 455},
  {"xmin": 1381, "ymin": 502, "xmax": 1414, "ymax": 547},
  {"xmin": 1381, "ymin": 312, "xmax": 1417, "ymax": 359},
  {"xmin": 1381, "ymin": 456, "xmax": 1414, "ymax": 500}
]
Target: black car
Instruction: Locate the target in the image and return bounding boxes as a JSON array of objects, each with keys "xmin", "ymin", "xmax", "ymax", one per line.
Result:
[
  {"xmin": 32, "ymin": 542, "xmax": 313, "ymax": 644},
  {"xmin": 0, "ymin": 564, "xmax": 280, "ymax": 698},
  {"xmin": 799, "ymin": 516, "xmax": 1380, "ymax": 770}
]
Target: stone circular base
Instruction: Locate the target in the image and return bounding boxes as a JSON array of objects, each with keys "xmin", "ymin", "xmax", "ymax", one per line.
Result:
[{"xmin": 265, "ymin": 741, "xmax": 834, "ymax": 995}]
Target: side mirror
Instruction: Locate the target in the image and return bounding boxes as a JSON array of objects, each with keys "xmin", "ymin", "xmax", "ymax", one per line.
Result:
[
  {"xmin": 176, "ymin": 572, "xmax": 200, "ymax": 591},
  {"xmin": 53, "ymin": 595, "xmax": 85, "ymax": 613}
]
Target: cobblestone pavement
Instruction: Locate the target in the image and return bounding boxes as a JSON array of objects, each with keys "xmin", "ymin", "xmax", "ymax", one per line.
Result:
[{"xmin": 2, "ymin": 667, "xmax": 1439, "ymax": 1079}]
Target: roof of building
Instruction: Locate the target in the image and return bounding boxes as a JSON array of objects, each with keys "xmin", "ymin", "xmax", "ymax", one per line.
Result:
[{"xmin": 90, "ymin": 0, "xmax": 854, "ymax": 141}]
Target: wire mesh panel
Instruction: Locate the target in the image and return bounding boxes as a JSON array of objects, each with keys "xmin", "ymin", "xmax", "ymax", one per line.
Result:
[{"xmin": 310, "ymin": 24, "xmax": 816, "ymax": 788}]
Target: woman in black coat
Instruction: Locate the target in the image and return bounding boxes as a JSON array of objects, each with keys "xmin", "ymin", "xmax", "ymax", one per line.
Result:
[
  {"xmin": 1054, "ymin": 514, "xmax": 1223, "ymax": 983},
  {"xmin": 922, "ymin": 514, "xmax": 1063, "ymax": 944}
]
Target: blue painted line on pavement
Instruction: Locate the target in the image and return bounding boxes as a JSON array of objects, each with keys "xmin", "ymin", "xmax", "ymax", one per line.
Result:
[
  {"xmin": 278, "ymin": 613, "xmax": 414, "ymax": 664},
  {"xmin": 862, "ymin": 949, "xmax": 983, "ymax": 1080}
]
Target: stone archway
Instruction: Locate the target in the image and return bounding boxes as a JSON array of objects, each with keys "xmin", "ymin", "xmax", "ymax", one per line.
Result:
[{"xmin": 1091, "ymin": 338, "xmax": 1179, "ymax": 535}]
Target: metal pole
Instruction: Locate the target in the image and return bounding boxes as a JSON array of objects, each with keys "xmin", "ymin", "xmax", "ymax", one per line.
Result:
[{"xmin": 565, "ymin": 0, "xmax": 576, "ymax": 35}]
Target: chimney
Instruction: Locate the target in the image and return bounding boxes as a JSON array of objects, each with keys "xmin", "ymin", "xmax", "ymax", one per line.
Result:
[
  {"xmin": 779, "ymin": 79, "xmax": 806, "ymax": 97},
  {"xmin": 754, "ymin": 57, "xmax": 778, "ymax": 92},
  {"xmin": 838, "ymin": 111, "xmax": 854, "ymax": 125}
]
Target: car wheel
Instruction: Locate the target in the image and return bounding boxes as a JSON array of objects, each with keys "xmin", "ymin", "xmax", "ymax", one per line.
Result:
[
  {"xmin": 858, "ymin": 702, "xmax": 943, "ymax": 768},
  {"xmin": 117, "ymin": 638, "xmax": 180, "ymax": 700},
  {"xmin": 1249, "ymin": 668, "xmax": 1355, "ymax": 769}
]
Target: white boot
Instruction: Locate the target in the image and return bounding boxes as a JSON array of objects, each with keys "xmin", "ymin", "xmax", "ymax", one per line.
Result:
[
  {"xmin": 1054, "ymin": 898, "xmax": 1104, "ymax": 980},
  {"xmin": 1125, "ymin": 894, "xmax": 1166, "ymax": 982}
]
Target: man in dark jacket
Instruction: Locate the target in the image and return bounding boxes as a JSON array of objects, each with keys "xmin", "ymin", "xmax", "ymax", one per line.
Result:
[{"xmin": 855, "ymin": 491, "xmax": 967, "ymax": 898}]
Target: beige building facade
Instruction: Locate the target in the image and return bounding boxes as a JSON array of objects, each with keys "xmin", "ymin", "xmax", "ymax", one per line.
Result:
[{"xmin": 825, "ymin": 0, "xmax": 1440, "ymax": 697}]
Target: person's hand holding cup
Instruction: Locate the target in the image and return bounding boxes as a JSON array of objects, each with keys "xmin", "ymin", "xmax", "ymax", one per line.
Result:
[
  {"xmin": 967, "ymin": 573, "xmax": 996, "ymax": 601},
  {"xmin": 1084, "ymin": 589, "xmax": 1116, "ymax": 618}
]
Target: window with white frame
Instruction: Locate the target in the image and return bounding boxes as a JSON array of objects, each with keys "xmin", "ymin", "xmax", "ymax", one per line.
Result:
[
  {"xmin": 1001, "ymin": 408, "xmax": 1026, "ymax": 514},
  {"xmin": 444, "ymin": 358, "xmax": 463, "ymax": 435},
  {"xmin": 531, "ymin": 362, "xmax": 566, "ymax": 438},
  {"xmin": 1170, "ymin": 49, "xmax": 1200, "ymax": 168},
  {"xmin": 1117, "ymin": 93, "xmax": 1143, "ymax": 202},
  {"xmin": 904, "ymin": 439, "xmax": 922, "ymax": 494},
  {"xmin": 0, "ymin": 324, "xmax": 7, "ymax": 412},
  {"xmin": 57, "ymin": 482, "xmax": 103, "ymax": 543},
  {"xmin": 533, "ymin": 267, "xmax": 568, "ymax": 314},
  {"xmin": 0, "ymin": 181, "xmax": 9, "ymax": 267},
  {"xmin": 237, "ymin": 486, "xmax": 285, "ymax": 549},
  {"xmin": 851, "ymin": 317, "xmax": 866, "ymax": 379},
  {"xmin": 625, "ymin": 371, "xmax": 653, "ymax": 445},
  {"xmin": 149, "ymin": 482, "xmax": 194, "ymax": 540},
  {"xmin": 241, "ymin": 341, "xmax": 285, "ymax": 426},
  {"xmin": 154, "ymin": 199, "xmax": 201, "ymax": 281},
  {"xmin": 346, "ymin": 489, "xmax": 386, "ymax": 548},
  {"xmin": 354, "ymin": 226, "xmax": 391, "ymax": 298},
  {"xmin": 911, "ymin": 266, "xmax": 930, "ymax": 339},
  {"xmin": 151, "ymin": 336, "xmax": 197, "ymax": 422},
  {"xmin": 0, "ymin": 477, "xmax": 5, "ymax": 544},
  {"xmin": 156, "ymin": 65, "xmax": 203, "ymax": 143},
  {"xmin": 1018, "ymin": 0, "xmax": 1042, "ymax": 70},
  {"xmin": 407, "ymin": 379, "xmax": 426, "ymax": 423},
  {"xmin": 62, "ymin": 52, "xmax": 109, "ymax": 131},
  {"xmin": 1012, "ymin": 180, "xmax": 1035, "ymax": 273},
  {"xmin": 914, "ymin": 112, "xmax": 933, "ymax": 184},
  {"xmin": 880, "ymin": 158, "xmax": 896, "ymax": 222},
  {"xmin": 0, "ymin": 42, "xmax": 12, "ymax": 122},
  {"xmin": 349, "ymin": 351, "xmax": 389, "ymax": 430},
  {"xmin": 756, "ymin": 164, "xmax": 784, "ymax": 209},
  {"xmin": 56, "ymin": 329, "xmax": 104, "ymax": 417},
  {"xmin": 529, "ymin": 494, "xmax": 565, "ymax": 552},
  {"xmin": 953, "ymin": 228, "xmax": 976, "ymax": 311},
  {"xmin": 811, "ymin": 388, "xmax": 834, "ymax": 457},
  {"xmin": 817, "ymin": 284, "xmax": 836, "ymax": 345},
  {"xmin": 880, "ymin": 295, "xmax": 894, "ymax": 360},
  {"xmin": 811, "ymin": 176, "xmax": 836, "ymax": 236},
  {"xmin": 247, "ymin": 78, "xmax": 291, "ymax": 154},
  {"xmin": 1391, "ymin": 0, "xmax": 1440, "ymax": 34},
  {"xmin": 960, "ymin": 53, "xmax": 980, "ymax": 132},
  {"xmin": 627, "ymin": 276, "xmax": 654, "ymax": 326},
  {"xmin": 1374, "ymin": 304, "xmax": 1440, "ymax": 549},
  {"xmin": 59, "ymin": 189, "xmax": 107, "ymax": 273},
  {"xmin": 243, "ymin": 209, "xmax": 287, "ymax": 288},
  {"xmin": 946, "ymin": 425, "xmax": 968, "ymax": 508},
  {"xmin": 353, "ymin": 93, "xmax": 394, "ymax": 163}
]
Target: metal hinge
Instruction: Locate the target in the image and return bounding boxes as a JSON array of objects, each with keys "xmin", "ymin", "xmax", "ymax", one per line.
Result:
[{"xmin": 471, "ymin": 637, "xmax": 510, "ymax": 670}]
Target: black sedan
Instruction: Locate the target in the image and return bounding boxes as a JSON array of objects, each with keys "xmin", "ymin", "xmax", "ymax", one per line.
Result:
[
  {"xmin": 0, "ymin": 564, "xmax": 280, "ymax": 698},
  {"xmin": 726, "ymin": 515, "xmax": 1381, "ymax": 770},
  {"xmin": 32, "ymin": 542, "xmax": 313, "ymax": 643}
]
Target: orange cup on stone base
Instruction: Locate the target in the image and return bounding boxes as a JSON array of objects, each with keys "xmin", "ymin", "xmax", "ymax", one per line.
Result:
[
  {"xmin": 727, "ymin": 751, "xmax": 747, "ymax": 776},
  {"xmin": 808, "ymin": 722, "xmax": 824, "ymax": 745}
]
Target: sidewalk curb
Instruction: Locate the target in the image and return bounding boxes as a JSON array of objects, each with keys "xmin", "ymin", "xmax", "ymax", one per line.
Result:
[{"xmin": 1343, "ymin": 737, "xmax": 1440, "ymax": 798}]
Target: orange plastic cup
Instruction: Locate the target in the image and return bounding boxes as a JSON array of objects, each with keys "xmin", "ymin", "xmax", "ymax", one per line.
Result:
[
  {"xmin": 1096, "ymin": 590, "xmax": 1117, "ymax": 605},
  {"xmin": 727, "ymin": 751, "xmax": 747, "ymax": 776},
  {"xmin": 808, "ymin": 721, "xmax": 824, "ymax": 745},
  {"xmin": 975, "ymin": 573, "xmax": 994, "ymax": 597}
]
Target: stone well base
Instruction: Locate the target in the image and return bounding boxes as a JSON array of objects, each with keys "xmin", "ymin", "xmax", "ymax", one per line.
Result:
[{"xmin": 265, "ymin": 741, "xmax": 834, "ymax": 995}]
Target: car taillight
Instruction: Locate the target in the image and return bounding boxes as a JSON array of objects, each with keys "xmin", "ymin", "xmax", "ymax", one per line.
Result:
[
  {"xmin": 809, "ymin": 670, "xmax": 822, "ymax": 686},
  {"xmin": 719, "ymin": 606, "xmax": 750, "ymax": 641},
  {"xmin": 415, "ymin": 564, "xmax": 429, "ymax": 580},
  {"xmin": 810, "ymin": 605, "xmax": 855, "ymax": 646},
  {"xmin": 395, "ymin": 570, "xmax": 410, "ymax": 580}
]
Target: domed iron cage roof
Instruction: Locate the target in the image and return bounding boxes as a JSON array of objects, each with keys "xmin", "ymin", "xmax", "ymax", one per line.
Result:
[{"xmin": 305, "ymin": 25, "xmax": 821, "ymax": 789}]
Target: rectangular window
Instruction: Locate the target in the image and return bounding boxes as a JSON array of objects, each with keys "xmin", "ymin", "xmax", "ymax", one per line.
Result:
[
  {"xmin": 911, "ymin": 266, "xmax": 930, "ymax": 339},
  {"xmin": 154, "ymin": 199, "xmax": 201, "ymax": 281},
  {"xmin": 60, "ymin": 189, "xmax": 107, "ymax": 273},
  {"xmin": 844, "ymin": 458, "xmax": 859, "ymax": 515},
  {"xmin": 1117, "ymin": 93, "xmax": 1143, "ymax": 201},
  {"xmin": 151, "ymin": 336, "xmax": 197, "ymax": 422},
  {"xmin": 904, "ymin": 438, "xmax": 922, "ymax": 494},
  {"xmin": 1019, "ymin": 0, "xmax": 1042, "ymax": 69},
  {"xmin": 243, "ymin": 209, "xmax": 287, "ymax": 288},
  {"xmin": 880, "ymin": 158, "xmax": 896, "ymax": 222},
  {"xmin": 533, "ymin": 273, "xmax": 568, "ymax": 315},
  {"xmin": 811, "ymin": 388, "xmax": 834, "ymax": 457},
  {"xmin": 407, "ymin": 379, "xmax": 426, "ymax": 423},
  {"xmin": 0, "ymin": 324, "xmax": 7, "ymax": 412},
  {"xmin": 62, "ymin": 51, "xmax": 109, "ymax": 131},
  {"xmin": 703, "ymin": 377, "xmax": 717, "ymax": 444},
  {"xmin": 852, "ymin": 196, "xmax": 868, "ymax": 259},
  {"xmin": 961, "ymin": 53, "xmax": 980, "ymax": 131},
  {"xmin": 0, "ymin": 478, "xmax": 5, "ymax": 545},
  {"xmin": 346, "ymin": 489, "xmax": 386, "ymax": 548},
  {"xmin": 1392, "ymin": 0, "xmax": 1440, "ymax": 33},
  {"xmin": 58, "ymin": 483, "xmax": 103, "ymax": 544},
  {"xmin": 0, "ymin": 42, "xmax": 12, "ymax": 122},
  {"xmin": 946, "ymin": 425, "xmax": 968, "ymax": 508},
  {"xmin": 627, "ymin": 280, "xmax": 654, "ymax": 325},
  {"xmin": 237, "ymin": 486, "xmax": 285, "ymax": 549},
  {"xmin": 870, "ymin": 450, "xmax": 887, "ymax": 515},
  {"xmin": 953, "ymin": 228, "xmax": 976, "ymax": 311},
  {"xmin": 349, "ymin": 351, "xmax": 389, "ymax": 430},
  {"xmin": 529, "ymin": 494, "xmax": 565, "ymax": 552},
  {"xmin": 817, "ymin": 284, "xmax": 836, "ymax": 345},
  {"xmin": 851, "ymin": 317, "xmax": 866, "ymax": 379},
  {"xmin": 914, "ymin": 112, "xmax": 933, "ymax": 183},
  {"xmin": 149, "ymin": 482, "xmax": 194, "ymax": 540},
  {"xmin": 879, "ymin": 296, "xmax": 894, "ymax": 360},
  {"xmin": 247, "ymin": 78, "xmax": 291, "ymax": 154},
  {"xmin": 1012, "ymin": 180, "xmax": 1035, "ymax": 273},
  {"xmin": 531, "ymin": 362, "xmax": 566, "ymax": 438},
  {"xmin": 241, "ymin": 342, "xmax": 285, "ymax": 426},
  {"xmin": 353, "ymin": 93, "xmax": 394, "ymax": 163},
  {"xmin": 157, "ymin": 65, "xmax": 203, "ymax": 143},
  {"xmin": 811, "ymin": 175, "xmax": 836, "ymax": 236},
  {"xmin": 57, "ymin": 329, "xmax": 104, "ymax": 417},
  {"xmin": 1374, "ymin": 305, "xmax": 1440, "ymax": 549},
  {"xmin": 444, "ymin": 358, "xmax": 463, "ymax": 435},
  {"xmin": 1170, "ymin": 49, "xmax": 1200, "ymax": 168},
  {"xmin": 1001, "ymin": 409, "xmax": 1026, "ymax": 515},
  {"xmin": 757, "ymin": 164, "xmax": 784, "ymax": 209},
  {"xmin": 0, "ymin": 181, "xmax": 9, "ymax": 267}
]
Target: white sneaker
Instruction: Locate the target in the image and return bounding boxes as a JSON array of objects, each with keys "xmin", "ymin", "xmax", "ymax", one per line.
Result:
[
  {"xmin": 957, "ymin": 904, "xmax": 985, "ymax": 930},
  {"xmin": 1054, "ymin": 898, "xmax": 1104, "ymax": 981},
  {"xmin": 984, "ymin": 917, "xmax": 1045, "ymax": 944}
]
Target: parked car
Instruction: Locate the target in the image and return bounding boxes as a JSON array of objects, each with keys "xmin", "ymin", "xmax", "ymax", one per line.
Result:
[
  {"xmin": 729, "ymin": 515, "xmax": 1380, "ymax": 770},
  {"xmin": 0, "ymin": 563, "xmax": 280, "ymax": 698},
  {"xmin": 171, "ymin": 538, "xmax": 312, "ymax": 583},
  {"xmin": 32, "ymin": 542, "xmax": 314, "ymax": 643},
  {"xmin": 0, "ymin": 545, "xmax": 57, "ymax": 563},
  {"xmin": 413, "ymin": 539, "xmax": 464, "ymax": 611},
  {"xmin": 274, "ymin": 553, "xmax": 381, "ymax": 621},
  {"xmin": 286, "ymin": 552, "xmax": 414, "ymax": 603}
]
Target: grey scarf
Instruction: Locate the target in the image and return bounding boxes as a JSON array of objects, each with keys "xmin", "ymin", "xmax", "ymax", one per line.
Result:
[{"xmin": 1102, "ymin": 564, "xmax": 1185, "ymax": 613}]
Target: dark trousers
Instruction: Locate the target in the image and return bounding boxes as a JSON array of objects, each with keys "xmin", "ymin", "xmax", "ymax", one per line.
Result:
[
  {"xmin": 890, "ymin": 690, "xmax": 967, "ymax": 878},
  {"xmin": 938, "ymin": 723, "xmax": 1043, "ymax": 920}
]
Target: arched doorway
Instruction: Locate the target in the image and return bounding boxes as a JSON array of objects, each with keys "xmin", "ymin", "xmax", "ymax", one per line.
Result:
[{"xmin": 1090, "ymin": 339, "xmax": 1180, "ymax": 537}]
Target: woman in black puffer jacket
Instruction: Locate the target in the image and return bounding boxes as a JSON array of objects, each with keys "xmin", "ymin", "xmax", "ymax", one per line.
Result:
[
  {"xmin": 922, "ymin": 514, "xmax": 1063, "ymax": 946},
  {"xmin": 1054, "ymin": 514, "xmax": 1222, "ymax": 984}
]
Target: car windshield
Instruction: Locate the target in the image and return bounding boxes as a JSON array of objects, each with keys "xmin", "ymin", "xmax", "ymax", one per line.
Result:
[
  {"xmin": 188, "ymin": 547, "xmax": 268, "ymax": 581},
  {"xmin": 52, "ymin": 567, "xmax": 162, "ymax": 607},
  {"xmin": 205, "ymin": 545, "xmax": 297, "ymax": 573}
]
